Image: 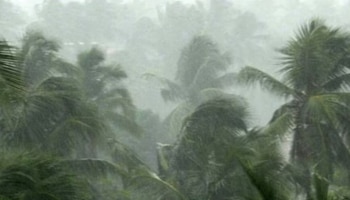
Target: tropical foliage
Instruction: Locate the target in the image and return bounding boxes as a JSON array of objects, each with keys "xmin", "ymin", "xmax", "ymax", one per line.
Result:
[
  {"xmin": 2, "ymin": 1, "xmax": 350, "ymax": 199},
  {"xmin": 237, "ymin": 19, "xmax": 350, "ymax": 199},
  {"xmin": 0, "ymin": 151, "xmax": 91, "ymax": 200},
  {"xmin": 164, "ymin": 97, "xmax": 292, "ymax": 200},
  {"xmin": 147, "ymin": 35, "xmax": 235, "ymax": 139}
]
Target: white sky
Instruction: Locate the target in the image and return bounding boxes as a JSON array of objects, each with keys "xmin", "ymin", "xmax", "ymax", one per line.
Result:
[
  {"xmin": 11, "ymin": 0, "xmax": 349, "ymax": 15},
  {"xmin": 10, "ymin": 0, "xmax": 199, "ymax": 19}
]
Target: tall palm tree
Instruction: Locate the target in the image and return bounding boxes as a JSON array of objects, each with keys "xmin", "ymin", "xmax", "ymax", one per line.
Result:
[
  {"xmin": 237, "ymin": 19, "xmax": 350, "ymax": 199},
  {"xmin": 18, "ymin": 31, "xmax": 79, "ymax": 87},
  {"xmin": 0, "ymin": 32, "xmax": 104, "ymax": 158},
  {"xmin": 147, "ymin": 35, "xmax": 235, "ymax": 138},
  {"xmin": 77, "ymin": 47, "xmax": 141, "ymax": 135},
  {"xmin": 160, "ymin": 35, "xmax": 232, "ymax": 104},
  {"xmin": 162, "ymin": 97, "xmax": 292, "ymax": 200},
  {"xmin": 3, "ymin": 76, "xmax": 104, "ymax": 157}
]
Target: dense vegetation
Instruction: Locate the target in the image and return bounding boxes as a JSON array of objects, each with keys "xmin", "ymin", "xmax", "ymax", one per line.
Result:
[{"xmin": 1, "ymin": 0, "xmax": 350, "ymax": 200}]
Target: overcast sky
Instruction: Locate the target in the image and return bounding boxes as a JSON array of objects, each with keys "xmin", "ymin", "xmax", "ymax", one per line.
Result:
[
  {"xmin": 7, "ymin": 0, "xmax": 350, "ymax": 121},
  {"xmin": 11, "ymin": 0, "xmax": 350, "ymax": 17},
  {"xmin": 12, "ymin": 0, "xmax": 196, "ymax": 13}
]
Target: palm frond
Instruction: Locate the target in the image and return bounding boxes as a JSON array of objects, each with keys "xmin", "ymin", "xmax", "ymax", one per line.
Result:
[
  {"xmin": 162, "ymin": 101, "xmax": 194, "ymax": 139},
  {"xmin": 238, "ymin": 66, "xmax": 295, "ymax": 98},
  {"xmin": 209, "ymin": 72, "xmax": 237, "ymax": 88},
  {"xmin": 279, "ymin": 19, "xmax": 350, "ymax": 92},
  {"xmin": 322, "ymin": 74, "xmax": 350, "ymax": 91},
  {"xmin": 190, "ymin": 53, "xmax": 231, "ymax": 91},
  {"xmin": 143, "ymin": 73, "xmax": 185, "ymax": 102},
  {"xmin": 237, "ymin": 158, "xmax": 290, "ymax": 200},
  {"xmin": 0, "ymin": 151, "xmax": 90, "ymax": 200},
  {"xmin": 264, "ymin": 112, "xmax": 294, "ymax": 139},
  {"xmin": 108, "ymin": 139, "xmax": 148, "ymax": 171},
  {"xmin": 127, "ymin": 169, "xmax": 187, "ymax": 200},
  {"xmin": 97, "ymin": 64, "xmax": 128, "ymax": 81},
  {"xmin": 0, "ymin": 41, "xmax": 24, "ymax": 93},
  {"xmin": 198, "ymin": 88, "xmax": 242, "ymax": 104},
  {"xmin": 183, "ymin": 97, "xmax": 249, "ymax": 132},
  {"xmin": 263, "ymin": 102, "xmax": 296, "ymax": 139},
  {"xmin": 61, "ymin": 158, "xmax": 127, "ymax": 178},
  {"xmin": 305, "ymin": 93, "xmax": 350, "ymax": 125},
  {"xmin": 2, "ymin": 76, "xmax": 105, "ymax": 156},
  {"xmin": 176, "ymin": 35, "xmax": 221, "ymax": 87},
  {"xmin": 108, "ymin": 112, "xmax": 143, "ymax": 136}
]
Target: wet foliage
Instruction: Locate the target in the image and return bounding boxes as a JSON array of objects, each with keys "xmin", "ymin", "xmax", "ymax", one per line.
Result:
[{"xmin": 1, "ymin": 0, "xmax": 350, "ymax": 200}]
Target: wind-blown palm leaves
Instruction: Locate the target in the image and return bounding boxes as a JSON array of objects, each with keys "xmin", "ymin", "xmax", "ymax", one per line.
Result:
[
  {"xmin": 4, "ymin": 76, "xmax": 104, "ymax": 157},
  {"xmin": 163, "ymin": 97, "xmax": 291, "ymax": 200},
  {"xmin": 0, "ymin": 40, "xmax": 25, "ymax": 127},
  {"xmin": 19, "ymin": 31, "xmax": 79, "ymax": 87},
  {"xmin": 77, "ymin": 47, "xmax": 141, "ymax": 135},
  {"xmin": 63, "ymin": 140, "xmax": 186, "ymax": 200},
  {"xmin": 0, "ymin": 41, "xmax": 23, "ymax": 93},
  {"xmin": 0, "ymin": 33, "xmax": 105, "ymax": 158},
  {"xmin": 147, "ymin": 36, "xmax": 235, "ymax": 138},
  {"xmin": 0, "ymin": 151, "xmax": 91, "ymax": 200},
  {"xmin": 237, "ymin": 19, "xmax": 350, "ymax": 199},
  {"xmin": 161, "ymin": 35, "xmax": 233, "ymax": 103}
]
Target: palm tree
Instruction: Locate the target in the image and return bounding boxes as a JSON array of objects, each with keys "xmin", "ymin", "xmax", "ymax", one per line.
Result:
[
  {"xmin": 3, "ymin": 76, "xmax": 104, "ymax": 157},
  {"xmin": 77, "ymin": 47, "xmax": 141, "ymax": 135},
  {"xmin": 161, "ymin": 97, "xmax": 292, "ymax": 200},
  {"xmin": 0, "ymin": 34, "xmax": 175, "ymax": 200},
  {"xmin": 63, "ymin": 139, "xmax": 186, "ymax": 200},
  {"xmin": 0, "ymin": 32, "xmax": 104, "ymax": 158},
  {"xmin": 147, "ymin": 35, "xmax": 235, "ymax": 138},
  {"xmin": 237, "ymin": 19, "xmax": 350, "ymax": 199},
  {"xmin": 160, "ymin": 35, "xmax": 232, "ymax": 103},
  {"xmin": 18, "ymin": 31, "xmax": 78, "ymax": 87}
]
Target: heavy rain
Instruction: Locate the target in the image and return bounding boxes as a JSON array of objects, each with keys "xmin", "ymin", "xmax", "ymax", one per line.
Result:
[{"xmin": 1, "ymin": 0, "xmax": 350, "ymax": 199}]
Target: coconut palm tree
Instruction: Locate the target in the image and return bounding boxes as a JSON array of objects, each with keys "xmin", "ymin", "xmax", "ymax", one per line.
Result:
[
  {"xmin": 159, "ymin": 97, "xmax": 292, "ymax": 200},
  {"xmin": 18, "ymin": 31, "xmax": 79, "ymax": 87},
  {"xmin": 160, "ymin": 35, "xmax": 232, "ymax": 104},
  {"xmin": 147, "ymin": 35, "xmax": 235, "ymax": 138},
  {"xmin": 0, "ymin": 32, "xmax": 104, "ymax": 158},
  {"xmin": 237, "ymin": 19, "xmax": 350, "ymax": 199},
  {"xmin": 77, "ymin": 47, "xmax": 141, "ymax": 135},
  {"xmin": 2, "ymin": 76, "xmax": 104, "ymax": 157}
]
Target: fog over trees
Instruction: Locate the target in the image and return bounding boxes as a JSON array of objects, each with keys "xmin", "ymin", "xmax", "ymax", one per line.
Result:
[{"xmin": 1, "ymin": 0, "xmax": 350, "ymax": 199}]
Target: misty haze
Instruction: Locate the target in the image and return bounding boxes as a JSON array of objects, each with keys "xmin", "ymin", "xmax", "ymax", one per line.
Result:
[{"xmin": 0, "ymin": 0, "xmax": 350, "ymax": 199}]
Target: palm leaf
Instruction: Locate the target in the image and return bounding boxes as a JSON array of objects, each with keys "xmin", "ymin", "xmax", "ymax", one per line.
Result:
[
  {"xmin": 322, "ymin": 74, "xmax": 350, "ymax": 91},
  {"xmin": 61, "ymin": 158, "xmax": 127, "ymax": 178},
  {"xmin": 0, "ymin": 151, "xmax": 90, "ymax": 200},
  {"xmin": 0, "ymin": 41, "xmax": 24, "ymax": 92},
  {"xmin": 238, "ymin": 158, "xmax": 290, "ymax": 200},
  {"xmin": 127, "ymin": 169, "xmax": 187, "ymax": 200},
  {"xmin": 264, "ymin": 109, "xmax": 295, "ymax": 139},
  {"xmin": 176, "ymin": 36, "xmax": 220, "ymax": 87},
  {"xmin": 143, "ymin": 73, "xmax": 185, "ymax": 102},
  {"xmin": 237, "ymin": 66, "xmax": 295, "ymax": 98},
  {"xmin": 190, "ymin": 53, "xmax": 231, "ymax": 91},
  {"xmin": 209, "ymin": 72, "xmax": 237, "ymax": 88},
  {"xmin": 97, "ymin": 64, "xmax": 127, "ymax": 81}
]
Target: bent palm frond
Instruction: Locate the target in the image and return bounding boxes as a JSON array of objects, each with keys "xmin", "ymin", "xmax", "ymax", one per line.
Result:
[
  {"xmin": 143, "ymin": 73, "xmax": 185, "ymax": 102},
  {"xmin": 238, "ymin": 66, "xmax": 295, "ymax": 98},
  {"xmin": 0, "ymin": 41, "xmax": 24, "ymax": 92}
]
